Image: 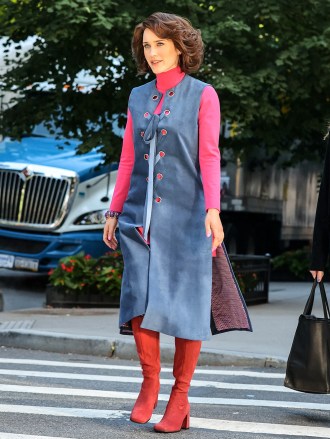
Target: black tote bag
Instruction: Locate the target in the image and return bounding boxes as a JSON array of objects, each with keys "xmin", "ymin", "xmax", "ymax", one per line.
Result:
[{"xmin": 284, "ymin": 279, "xmax": 330, "ymax": 393}]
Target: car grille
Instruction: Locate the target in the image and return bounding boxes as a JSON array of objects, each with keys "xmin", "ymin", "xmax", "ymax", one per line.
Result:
[
  {"xmin": 0, "ymin": 236, "xmax": 50, "ymax": 254},
  {"xmin": 0, "ymin": 165, "xmax": 77, "ymax": 230}
]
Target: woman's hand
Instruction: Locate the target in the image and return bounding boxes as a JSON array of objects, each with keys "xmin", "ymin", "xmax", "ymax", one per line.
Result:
[
  {"xmin": 205, "ymin": 208, "xmax": 224, "ymax": 252},
  {"xmin": 103, "ymin": 218, "xmax": 118, "ymax": 250},
  {"xmin": 310, "ymin": 270, "xmax": 324, "ymax": 282}
]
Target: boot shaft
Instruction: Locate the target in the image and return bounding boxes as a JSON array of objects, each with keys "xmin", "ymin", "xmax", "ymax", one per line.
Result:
[
  {"xmin": 131, "ymin": 316, "xmax": 161, "ymax": 377},
  {"xmin": 173, "ymin": 338, "xmax": 202, "ymax": 393}
]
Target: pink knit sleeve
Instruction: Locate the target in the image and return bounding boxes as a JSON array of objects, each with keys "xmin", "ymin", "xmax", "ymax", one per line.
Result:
[
  {"xmin": 109, "ymin": 109, "xmax": 135, "ymax": 212},
  {"xmin": 199, "ymin": 85, "xmax": 221, "ymax": 211}
]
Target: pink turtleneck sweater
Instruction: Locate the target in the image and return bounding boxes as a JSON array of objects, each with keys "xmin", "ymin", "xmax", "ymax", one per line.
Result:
[{"xmin": 110, "ymin": 66, "xmax": 221, "ymax": 213}]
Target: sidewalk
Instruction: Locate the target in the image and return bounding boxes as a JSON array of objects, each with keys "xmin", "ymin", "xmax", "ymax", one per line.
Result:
[{"xmin": 0, "ymin": 282, "xmax": 323, "ymax": 367}]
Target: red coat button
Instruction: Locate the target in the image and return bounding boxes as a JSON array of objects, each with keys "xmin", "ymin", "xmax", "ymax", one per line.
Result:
[
  {"xmin": 155, "ymin": 197, "xmax": 162, "ymax": 203},
  {"xmin": 146, "ymin": 177, "xmax": 149, "ymax": 182},
  {"xmin": 168, "ymin": 91, "xmax": 175, "ymax": 97},
  {"xmin": 159, "ymin": 151, "xmax": 165, "ymax": 157},
  {"xmin": 140, "ymin": 131, "xmax": 144, "ymax": 137},
  {"xmin": 152, "ymin": 95, "xmax": 158, "ymax": 100},
  {"xmin": 157, "ymin": 173, "xmax": 163, "ymax": 180},
  {"xmin": 164, "ymin": 109, "xmax": 170, "ymax": 116},
  {"xmin": 161, "ymin": 129, "xmax": 167, "ymax": 136},
  {"xmin": 144, "ymin": 154, "xmax": 149, "ymax": 160},
  {"xmin": 144, "ymin": 112, "xmax": 149, "ymax": 118}
]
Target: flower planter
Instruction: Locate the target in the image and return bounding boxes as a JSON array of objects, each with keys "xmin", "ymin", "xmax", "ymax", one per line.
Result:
[
  {"xmin": 45, "ymin": 286, "xmax": 120, "ymax": 308},
  {"xmin": 230, "ymin": 254, "xmax": 271, "ymax": 305},
  {"xmin": 47, "ymin": 251, "xmax": 123, "ymax": 308}
]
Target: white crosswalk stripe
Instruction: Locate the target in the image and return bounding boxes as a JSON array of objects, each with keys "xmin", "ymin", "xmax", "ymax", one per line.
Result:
[
  {"xmin": 0, "ymin": 405, "xmax": 329, "ymax": 438},
  {"xmin": 0, "ymin": 435, "xmax": 75, "ymax": 439},
  {"xmin": 0, "ymin": 357, "xmax": 329, "ymax": 438},
  {"xmin": 0, "ymin": 368, "xmax": 294, "ymax": 392},
  {"xmin": 0, "ymin": 383, "xmax": 329, "ymax": 410},
  {"xmin": 0, "ymin": 358, "xmax": 284, "ymax": 378}
]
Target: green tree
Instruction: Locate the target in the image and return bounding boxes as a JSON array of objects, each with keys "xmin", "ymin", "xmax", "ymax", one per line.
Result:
[
  {"xmin": 199, "ymin": 0, "xmax": 330, "ymax": 165},
  {"xmin": 1, "ymin": 0, "xmax": 330, "ymax": 164}
]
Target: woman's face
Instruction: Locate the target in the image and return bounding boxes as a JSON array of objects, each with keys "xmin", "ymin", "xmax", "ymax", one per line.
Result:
[{"xmin": 143, "ymin": 28, "xmax": 181, "ymax": 74}]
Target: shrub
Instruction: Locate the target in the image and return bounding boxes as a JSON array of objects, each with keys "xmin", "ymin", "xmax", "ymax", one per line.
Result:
[
  {"xmin": 48, "ymin": 251, "xmax": 123, "ymax": 298},
  {"xmin": 271, "ymin": 247, "xmax": 310, "ymax": 280}
]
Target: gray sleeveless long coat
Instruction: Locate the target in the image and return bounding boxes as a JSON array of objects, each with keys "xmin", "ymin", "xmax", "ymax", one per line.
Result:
[
  {"xmin": 118, "ymin": 75, "xmax": 253, "ymax": 340},
  {"xmin": 118, "ymin": 75, "xmax": 213, "ymax": 341}
]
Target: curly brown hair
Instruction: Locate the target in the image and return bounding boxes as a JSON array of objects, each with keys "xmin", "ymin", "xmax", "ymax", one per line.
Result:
[{"xmin": 131, "ymin": 12, "xmax": 204, "ymax": 75}]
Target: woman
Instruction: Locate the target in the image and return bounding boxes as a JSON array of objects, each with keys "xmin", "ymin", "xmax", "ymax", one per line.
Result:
[
  {"xmin": 103, "ymin": 12, "xmax": 250, "ymax": 433},
  {"xmin": 310, "ymin": 128, "xmax": 330, "ymax": 282}
]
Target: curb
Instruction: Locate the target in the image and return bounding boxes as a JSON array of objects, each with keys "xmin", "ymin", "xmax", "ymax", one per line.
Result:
[
  {"xmin": 0, "ymin": 329, "xmax": 115, "ymax": 357},
  {"xmin": 0, "ymin": 329, "xmax": 287, "ymax": 368},
  {"xmin": 114, "ymin": 339, "xmax": 286, "ymax": 368}
]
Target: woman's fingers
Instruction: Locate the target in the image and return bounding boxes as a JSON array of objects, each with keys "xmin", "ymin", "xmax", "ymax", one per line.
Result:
[
  {"xmin": 205, "ymin": 213, "xmax": 224, "ymax": 251},
  {"xmin": 212, "ymin": 229, "xmax": 224, "ymax": 251},
  {"xmin": 107, "ymin": 235, "xmax": 118, "ymax": 250},
  {"xmin": 103, "ymin": 220, "xmax": 118, "ymax": 250},
  {"xmin": 310, "ymin": 270, "xmax": 324, "ymax": 282},
  {"xmin": 318, "ymin": 271, "xmax": 325, "ymax": 281}
]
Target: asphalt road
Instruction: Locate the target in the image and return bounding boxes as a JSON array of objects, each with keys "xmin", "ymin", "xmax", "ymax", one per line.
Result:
[
  {"xmin": 0, "ymin": 348, "xmax": 328, "ymax": 439},
  {"xmin": 0, "ymin": 268, "xmax": 46, "ymax": 311}
]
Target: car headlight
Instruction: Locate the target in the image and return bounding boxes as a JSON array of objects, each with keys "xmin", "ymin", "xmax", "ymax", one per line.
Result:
[{"xmin": 74, "ymin": 210, "xmax": 106, "ymax": 225}]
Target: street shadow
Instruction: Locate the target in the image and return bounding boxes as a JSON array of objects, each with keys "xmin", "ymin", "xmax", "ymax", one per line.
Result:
[{"xmin": 0, "ymin": 269, "xmax": 48, "ymax": 292}]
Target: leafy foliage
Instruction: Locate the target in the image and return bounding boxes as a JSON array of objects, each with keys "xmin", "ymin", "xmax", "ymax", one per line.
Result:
[
  {"xmin": 48, "ymin": 251, "xmax": 123, "ymax": 298},
  {"xmin": 1, "ymin": 0, "xmax": 330, "ymax": 164},
  {"xmin": 271, "ymin": 247, "xmax": 311, "ymax": 279}
]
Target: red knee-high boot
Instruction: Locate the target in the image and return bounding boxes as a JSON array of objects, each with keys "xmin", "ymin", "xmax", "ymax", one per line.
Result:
[
  {"xmin": 154, "ymin": 337, "xmax": 201, "ymax": 433},
  {"xmin": 130, "ymin": 316, "xmax": 161, "ymax": 424}
]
